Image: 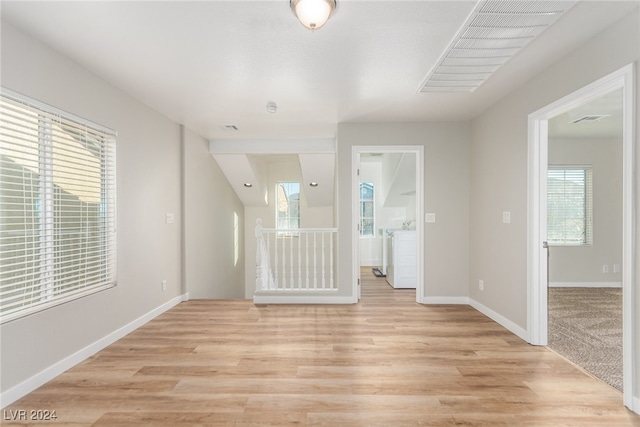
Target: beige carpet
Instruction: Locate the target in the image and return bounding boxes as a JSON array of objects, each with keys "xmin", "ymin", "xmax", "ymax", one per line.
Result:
[{"xmin": 548, "ymin": 287, "xmax": 622, "ymax": 391}]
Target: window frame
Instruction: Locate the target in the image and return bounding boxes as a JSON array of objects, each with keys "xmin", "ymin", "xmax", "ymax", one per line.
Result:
[
  {"xmin": 275, "ymin": 181, "xmax": 300, "ymax": 237},
  {"xmin": 0, "ymin": 89, "xmax": 117, "ymax": 324},
  {"xmin": 547, "ymin": 165, "xmax": 593, "ymax": 247},
  {"xmin": 359, "ymin": 182, "xmax": 375, "ymax": 237}
]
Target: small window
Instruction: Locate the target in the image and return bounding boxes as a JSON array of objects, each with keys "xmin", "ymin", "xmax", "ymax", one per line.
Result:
[
  {"xmin": 276, "ymin": 182, "xmax": 300, "ymax": 235},
  {"xmin": 0, "ymin": 90, "xmax": 117, "ymax": 323},
  {"xmin": 359, "ymin": 182, "xmax": 374, "ymax": 237},
  {"xmin": 547, "ymin": 166, "xmax": 592, "ymax": 246}
]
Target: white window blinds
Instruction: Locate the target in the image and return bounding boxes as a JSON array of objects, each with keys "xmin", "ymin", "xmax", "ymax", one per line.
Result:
[
  {"xmin": 547, "ymin": 166, "xmax": 592, "ymax": 246},
  {"xmin": 0, "ymin": 90, "xmax": 117, "ymax": 323}
]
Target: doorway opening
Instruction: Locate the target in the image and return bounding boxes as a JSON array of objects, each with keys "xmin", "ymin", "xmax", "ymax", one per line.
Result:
[
  {"xmin": 546, "ymin": 88, "xmax": 623, "ymax": 391},
  {"xmin": 527, "ymin": 64, "xmax": 636, "ymax": 410},
  {"xmin": 352, "ymin": 146, "xmax": 424, "ymax": 303}
]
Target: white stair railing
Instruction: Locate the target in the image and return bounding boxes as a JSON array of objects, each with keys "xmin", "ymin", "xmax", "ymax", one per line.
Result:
[{"xmin": 255, "ymin": 218, "xmax": 337, "ymax": 292}]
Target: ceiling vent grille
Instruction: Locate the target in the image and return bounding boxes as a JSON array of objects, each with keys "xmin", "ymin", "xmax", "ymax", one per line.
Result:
[
  {"xmin": 420, "ymin": 0, "xmax": 576, "ymax": 93},
  {"xmin": 571, "ymin": 115, "xmax": 610, "ymax": 123}
]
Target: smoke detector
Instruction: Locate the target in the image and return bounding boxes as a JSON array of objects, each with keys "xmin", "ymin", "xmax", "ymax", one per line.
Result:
[{"xmin": 266, "ymin": 101, "xmax": 278, "ymax": 114}]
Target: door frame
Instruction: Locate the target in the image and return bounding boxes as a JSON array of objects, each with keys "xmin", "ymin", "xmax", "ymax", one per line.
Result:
[
  {"xmin": 526, "ymin": 63, "xmax": 636, "ymax": 411},
  {"xmin": 352, "ymin": 146, "xmax": 424, "ymax": 302}
]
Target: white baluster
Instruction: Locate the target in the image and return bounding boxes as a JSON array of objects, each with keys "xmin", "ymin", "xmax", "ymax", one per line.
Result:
[
  {"xmin": 321, "ymin": 231, "xmax": 326, "ymax": 289},
  {"xmin": 255, "ymin": 218, "xmax": 263, "ymax": 292},
  {"xmin": 330, "ymin": 232, "xmax": 334, "ymax": 289},
  {"xmin": 290, "ymin": 233, "xmax": 294, "ymax": 289},
  {"xmin": 282, "ymin": 233, "xmax": 286, "ymax": 289},
  {"xmin": 305, "ymin": 233, "xmax": 310, "ymax": 289},
  {"xmin": 298, "ymin": 232, "xmax": 302, "ymax": 289},
  {"xmin": 274, "ymin": 231, "xmax": 278, "ymax": 289},
  {"xmin": 266, "ymin": 232, "xmax": 272, "ymax": 289},
  {"xmin": 313, "ymin": 232, "xmax": 318, "ymax": 289}
]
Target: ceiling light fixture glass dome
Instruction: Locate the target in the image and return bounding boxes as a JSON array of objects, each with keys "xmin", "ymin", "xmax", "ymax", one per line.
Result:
[{"xmin": 290, "ymin": 0, "xmax": 336, "ymax": 31}]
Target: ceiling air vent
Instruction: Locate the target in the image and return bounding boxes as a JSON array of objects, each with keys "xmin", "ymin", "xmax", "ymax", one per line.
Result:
[
  {"xmin": 571, "ymin": 115, "xmax": 610, "ymax": 124},
  {"xmin": 419, "ymin": 0, "xmax": 577, "ymax": 93}
]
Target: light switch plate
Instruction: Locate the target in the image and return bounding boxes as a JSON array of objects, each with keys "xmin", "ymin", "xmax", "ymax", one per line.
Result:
[
  {"xmin": 166, "ymin": 213, "xmax": 175, "ymax": 224},
  {"xmin": 502, "ymin": 211, "xmax": 511, "ymax": 224}
]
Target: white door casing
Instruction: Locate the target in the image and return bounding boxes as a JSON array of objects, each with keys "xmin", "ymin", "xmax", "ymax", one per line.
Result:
[
  {"xmin": 352, "ymin": 146, "xmax": 425, "ymax": 303},
  {"xmin": 527, "ymin": 64, "xmax": 637, "ymax": 412}
]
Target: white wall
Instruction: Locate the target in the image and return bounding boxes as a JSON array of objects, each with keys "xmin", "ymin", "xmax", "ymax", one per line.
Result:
[
  {"xmin": 0, "ymin": 21, "xmax": 243, "ymax": 400},
  {"xmin": 183, "ymin": 127, "xmax": 245, "ymax": 298},
  {"xmin": 470, "ymin": 7, "xmax": 638, "ymax": 328},
  {"xmin": 469, "ymin": 9, "xmax": 639, "ymax": 406},
  {"xmin": 548, "ymin": 137, "xmax": 623, "ymax": 285},
  {"xmin": 337, "ymin": 123, "xmax": 471, "ymax": 299},
  {"xmin": 243, "ymin": 159, "xmax": 334, "ymax": 297}
]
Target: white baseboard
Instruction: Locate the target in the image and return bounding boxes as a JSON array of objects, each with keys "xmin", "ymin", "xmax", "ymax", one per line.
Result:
[
  {"xmin": 633, "ymin": 395, "xmax": 640, "ymax": 415},
  {"xmin": 421, "ymin": 296, "xmax": 470, "ymax": 305},
  {"xmin": 0, "ymin": 294, "xmax": 187, "ymax": 408},
  {"xmin": 469, "ymin": 298, "xmax": 529, "ymax": 342},
  {"xmin": 419, "ymin": 296, "xmax": 528, "ymax": 342},
  {"xmin": 359, "ymin": 261, "xmax": 381, "ymax": 268},
  {"xmin": 549, "ymin": 281, "xmax": 622, "ymax": 288},
  {"xmin": 253, "ymin": 293, "xmax": 355, "ymax": 304}
]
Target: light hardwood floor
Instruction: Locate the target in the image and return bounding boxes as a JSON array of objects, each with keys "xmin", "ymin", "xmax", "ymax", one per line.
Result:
[{"xmin": 4, "ymin": 268, "xmax": 640, "ymax": 426}]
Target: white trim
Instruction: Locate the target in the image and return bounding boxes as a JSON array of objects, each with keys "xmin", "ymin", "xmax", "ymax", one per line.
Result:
[
  {"xmin": 209, "ymin": 138, "xmax": 335, "ymax": 154},
  {"xmin": 633, "ymin": 395, "xmax": 640, "ymax": 414},
  {"xmin": 253, "ymin": 294, "xmax": 354, "ymax": 304},
  {"xmin": 549, "ymin": 282, "xmax": 622, "ymax": 288},
  {"xmin": 527, "ymin": 114, "xmax": 548, "ymax": 345},
  {"xmin": 422, "ymin": 296, "xmax": 470, "ymax": 305},
  {"xmin": 351, "ymin": 146, "xmax": 424, "ymax": 305},
  {"xmin": 621, "ymin": 63, "xmax": 637, "ymax": 413},
  {"xmin": 359, "ymin": 258, "xmax": 381, "ymax": 267},
  {"xmin": 527, "ymin": 63, "xmax": 636, "ymax": 412},
  {"xmin": 470, "ymin": 298, "xmax": 529, "ymax": 342},
  {"xmin": 352, "ymin": 149, "xmax": 361, "ymax": 301},
  {"xmin": 0, "ymin": 294, "xmax": 186, "ymax": 408}
]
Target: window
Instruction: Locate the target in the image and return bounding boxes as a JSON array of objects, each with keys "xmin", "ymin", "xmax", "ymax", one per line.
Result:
[
  {"xmin": 547, "ymin": 166, "xmax": 592, "ymax": 246},
  {"xmin": 276, "ymin": 182, "xmax": 300, "ymax": 234},
  {"xmin": 0, "ymin": 90, "xmax": 117, "ymax": 323},
  {"xmin": 359, "ymin": 182, "xmax": 374, "ymax": 237}
]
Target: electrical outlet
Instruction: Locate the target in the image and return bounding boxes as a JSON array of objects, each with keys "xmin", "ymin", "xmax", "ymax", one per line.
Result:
[
  {"xmin": 479, "ymin": 279, "xmax": 484, "ymax": 291},
  {"xmin": 602, "ymin": 265, "xmax": 609, "ymax": 274},
  {"xmin": 613, "ymin": 264, "xmax": 621, "ymax": 273},
  {"xmin": 162, "ymin": 280, "xmax": 167, "ymax": 291}
]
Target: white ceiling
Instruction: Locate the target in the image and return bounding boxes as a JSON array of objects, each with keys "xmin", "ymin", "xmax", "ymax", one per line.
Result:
[
  {"xmin": 2, "ymin": 1, "xmax": 635, "ymax": 208},
  {"xmin": 2, "ymin": 1, "xmax": 637, "ymax": 141},
  {"xmin": 549, "ymin": 89, "xmax": 623, "ymax": 139}
]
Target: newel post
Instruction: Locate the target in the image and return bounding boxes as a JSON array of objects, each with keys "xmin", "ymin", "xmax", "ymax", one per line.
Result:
[{"xmin": 255, "ymin": 218, "xmax": 263, "ymax": 292}]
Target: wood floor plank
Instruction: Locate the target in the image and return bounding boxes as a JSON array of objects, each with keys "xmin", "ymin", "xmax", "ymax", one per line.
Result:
[{"xmin": 3, "ymin": 267, "xmax": 639, "ymax": 426}]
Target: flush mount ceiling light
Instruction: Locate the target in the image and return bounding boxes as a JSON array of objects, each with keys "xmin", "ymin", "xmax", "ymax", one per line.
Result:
[
  {"xmin": 420, "ymin": 0, "xmax": 577, "ymax": 93},
  {"xmin": 309, "ymin": 182, "xmax": 319, "ymax": 187},
  {"xmin": 290, "ymin": 0, "xmax": 336, "ymax": 31},
  {"xmin": 243, "ymin": 183, "xmax": 253, "ymax": 188}
]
